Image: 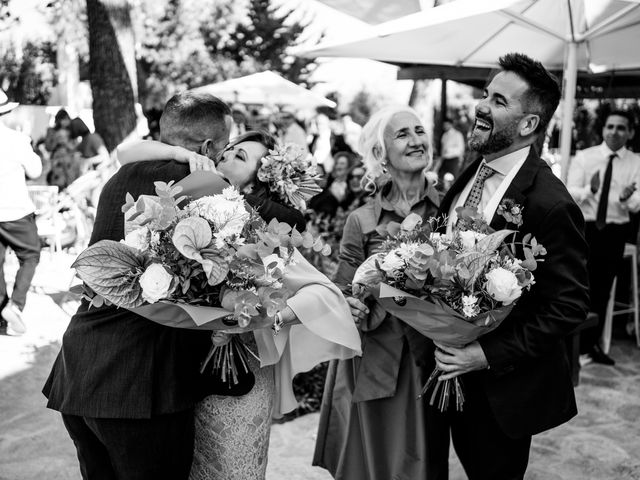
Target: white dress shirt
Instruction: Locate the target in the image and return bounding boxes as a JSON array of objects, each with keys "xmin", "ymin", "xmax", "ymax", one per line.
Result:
[
  {"xmin": 566, "ymin": 143, "xmax": 640, "ymax": 224},
  {"xmin": 0, "ymin": 123, "xmax": 42, "ymax": 222},
  {"xmin": 447, "ymin": 146, "xmax": 530, "ymax": 232}
]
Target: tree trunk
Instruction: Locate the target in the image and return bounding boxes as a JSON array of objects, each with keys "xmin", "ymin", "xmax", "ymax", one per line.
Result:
[{"xmin": 86, "ymin": 0, "xmax": 137, "ymax": 151}]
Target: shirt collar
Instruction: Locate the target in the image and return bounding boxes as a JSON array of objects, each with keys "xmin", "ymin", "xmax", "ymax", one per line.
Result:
[
  {"xmin": 599, "ymin": 142, "xmax": 627, "ymax": 158},
  {"xmin": 374, "ymin": 179, "xmax": 438, "ymax": 221},
  {"xmin": 484, "ymin": 146, "xmax": 531, "ymax": 176}
]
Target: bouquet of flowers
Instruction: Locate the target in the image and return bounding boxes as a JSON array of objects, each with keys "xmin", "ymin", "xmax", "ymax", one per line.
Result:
[
  {"xmin": 257, "ymin": 143, "xmax": 323, "ymax": 210},
  {"xmin": 72, "ymin": 178, "xmax": 329, "ymax": 386},
  {"xmin": 352, "ymin": 203, "xmax": 545, "ymax": 410}
]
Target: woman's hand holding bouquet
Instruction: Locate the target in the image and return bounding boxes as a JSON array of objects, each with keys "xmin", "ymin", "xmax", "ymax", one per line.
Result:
[{"xmin": 351, "ymin": 204, "xmax": 546, "ymax": 410}]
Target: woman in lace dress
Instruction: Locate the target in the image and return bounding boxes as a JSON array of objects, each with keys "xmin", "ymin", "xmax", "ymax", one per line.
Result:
[{"xmin": 118, "ymin": 131, "xmax": 362, "ymax": 480}]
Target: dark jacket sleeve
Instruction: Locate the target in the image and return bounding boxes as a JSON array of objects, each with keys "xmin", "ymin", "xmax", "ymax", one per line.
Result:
[
  {"xmin": 480, "ymin": 198, "xmax": 590, "ymax": 371},
  {"xmin": 244, "ymin": 189, "xmax": 306, "ymax": 231}
]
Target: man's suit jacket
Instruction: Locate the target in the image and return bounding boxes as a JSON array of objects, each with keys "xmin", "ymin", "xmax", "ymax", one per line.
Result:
[{"xmin": 439, "ymin": 148, "xmax": 590, "ymax": 438}]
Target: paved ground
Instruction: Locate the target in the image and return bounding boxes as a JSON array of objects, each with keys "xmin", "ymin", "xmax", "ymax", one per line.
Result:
[{"xmin": 1, "ymin": 252, "xmax": 640, "ymax": 480}]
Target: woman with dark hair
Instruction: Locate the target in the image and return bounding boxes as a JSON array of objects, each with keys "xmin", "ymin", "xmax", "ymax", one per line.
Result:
[
  {"xmin": 308, "ymin": 151, "xmax": 357, "ymax": 217},
  {"xmin": 117, "ymin": 130, "xmax": 306, "ymax": 232},
  {"xmin": 70, "ymin": 117, "xmax": 109, "ymax": 172},
  {"xmin": 117, "ymin": 131, "xmax": 361, "ymax": 480}
]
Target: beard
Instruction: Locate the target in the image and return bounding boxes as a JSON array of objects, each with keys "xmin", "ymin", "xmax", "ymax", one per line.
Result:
[{"xmin": 469, "ymin": 121, "xmax": 517, "ymax": 155}]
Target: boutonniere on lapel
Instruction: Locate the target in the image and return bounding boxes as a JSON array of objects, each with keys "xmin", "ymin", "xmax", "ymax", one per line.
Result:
[{"xmin": 497, "ymin": 198, "xmax": 523, "ymax": 227}]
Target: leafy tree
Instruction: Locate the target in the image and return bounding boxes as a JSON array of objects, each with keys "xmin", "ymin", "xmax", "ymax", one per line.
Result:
[
  {"xmin": 347, "ymin": 89, "xmax": 379, "ymax": 126},
  {"xmin": 136, "ymin": 0, "xmax": 253, "ymax": 111},
  {"xmin": 202, "ymin": 0, "xmax": 318, "ymax": 85},
  {"xmin": 0, "ymin": 42, "xmax": 57, "ymax": 104},
  {"xmin": 86, "ymin": 0, "xmax": 137, "ymax": 151}
]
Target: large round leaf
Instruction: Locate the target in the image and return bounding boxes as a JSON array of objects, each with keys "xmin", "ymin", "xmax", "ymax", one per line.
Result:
[{"xmin": 72, "ymin": 240, "xmax": 147, "ymax": 308}]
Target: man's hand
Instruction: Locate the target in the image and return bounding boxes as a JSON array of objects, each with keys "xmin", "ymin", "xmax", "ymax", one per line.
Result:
[
  {"xmin": 620, "ymin": 182, "xmax": 637, "ymax": 202},
  {"xmin": 172, "ymin": 146, "xmax": 217, "ymax": 173},
  {"xmin": 346, "ymin": 296, "xmax": 369, "ymax": 326},
  {"xmin": 590, "ymin": 170, "xmax": 600, "ymax": 194},
  {"xmin": 434, "ymin": 341, "xmax": 489, "ymax": 381}
]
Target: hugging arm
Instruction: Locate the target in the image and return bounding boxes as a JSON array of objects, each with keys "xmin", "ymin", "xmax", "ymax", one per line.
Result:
[{"xmin": 116, "ymin": 140, "xmax": 214, "ymax": 172}]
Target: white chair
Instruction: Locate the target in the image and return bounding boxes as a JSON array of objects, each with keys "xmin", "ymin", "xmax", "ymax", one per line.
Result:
[
  {"xmin": 602, "ymin": 243, "xmax": 640, "ymax": 353},
  {"xmin": 27, "ymin": 185, "xmax": 63, "ymax": 253}
]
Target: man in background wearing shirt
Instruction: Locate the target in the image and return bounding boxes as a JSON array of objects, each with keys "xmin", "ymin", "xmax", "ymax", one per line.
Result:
[
  {"xmin": 0, "ymin": 90, "xmax": 42, "ymax": 336},
  {"xmin": 567, "ymin": 110, "xmax": 640, "ymax": 366},
  {"xmin": 437, "ymin": 117, "xmax": 466, "ymax": 183}
]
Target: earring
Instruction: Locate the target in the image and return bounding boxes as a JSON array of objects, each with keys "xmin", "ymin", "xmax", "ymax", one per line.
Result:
[{"xmin": 381, "ymin": 161, "xmax": 388, "ymax": 174}]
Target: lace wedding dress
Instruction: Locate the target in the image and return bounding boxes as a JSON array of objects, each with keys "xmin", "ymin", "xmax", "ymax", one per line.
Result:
[{"xmin": 190, "ymin": 334, "xmax": 275, "ymax": 480}]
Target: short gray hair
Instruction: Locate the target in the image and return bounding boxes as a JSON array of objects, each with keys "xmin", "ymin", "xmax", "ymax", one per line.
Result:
[{"xmin": 359, "ymin": 105, "xmax": 433, "ymax": 192}]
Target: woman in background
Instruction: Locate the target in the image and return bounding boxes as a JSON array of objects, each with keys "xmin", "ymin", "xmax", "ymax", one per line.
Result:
[{"xmin": 313, "ymin": 105, "xmax": 444, "ymax": 480}]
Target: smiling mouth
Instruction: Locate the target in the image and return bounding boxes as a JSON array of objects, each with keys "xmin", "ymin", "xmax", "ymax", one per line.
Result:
[
  {"xmin": 474, "ymin": 117, "xmax": 492, "ymax": 132},
  {"xmin": 406, "ymin": 149, "xmax": 425, "ymax": 156}
]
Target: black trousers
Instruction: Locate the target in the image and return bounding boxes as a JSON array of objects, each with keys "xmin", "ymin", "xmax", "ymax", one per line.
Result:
[
  {"xmin": 425, "ymin": 376, "xmax": 532, "ymax": 480},
  {"xmin": 62, "ymin": 410, "xmax": 195, "ymax": 480},
  {"xmin": 580, "ymin": 221, "xmax": 628, "ymax": 352},
  {"xmin": 0, "ymin": 213, "xmax": 40, "ymax": 311}
]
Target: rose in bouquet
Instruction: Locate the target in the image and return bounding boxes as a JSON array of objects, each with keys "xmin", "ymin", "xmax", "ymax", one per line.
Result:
[
  {"xmin": 72, "ymin": 180, "xmax": 329, "ymax": 386},
  {"xmin": 352, "ymin": 205, "xmax": 545, "ymax": 410}
]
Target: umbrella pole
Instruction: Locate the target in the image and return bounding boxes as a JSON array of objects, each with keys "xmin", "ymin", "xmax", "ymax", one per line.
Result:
[{"xmin": 560, "ymin": 41, "xmax": 578, "ymax": 183}]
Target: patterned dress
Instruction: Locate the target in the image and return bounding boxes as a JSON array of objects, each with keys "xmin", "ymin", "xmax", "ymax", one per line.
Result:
[{"xmin": 190, "ymin": 334, "xmax": 275, "ymax": 480}]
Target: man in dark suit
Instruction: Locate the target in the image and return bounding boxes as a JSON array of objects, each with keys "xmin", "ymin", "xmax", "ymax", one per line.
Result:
[
  {"xmin": 426, "ymin": 53, "xmax": 590, "ymax": 479},
  {"xmin": 43, "ymin": 91, "xmax": 304, "ymax": 480}
]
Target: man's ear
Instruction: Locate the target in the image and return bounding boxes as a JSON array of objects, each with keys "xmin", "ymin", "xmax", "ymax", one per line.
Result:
[
  {"xmin": 200, "ymin": 139, "xmax": 216, "ymax": 159},
  {"xmin": 520, "ymin": 114, "xmax": 540, "ymax": 137}
]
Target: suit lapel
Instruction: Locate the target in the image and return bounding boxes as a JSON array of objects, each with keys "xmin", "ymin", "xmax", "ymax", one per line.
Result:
[{"xmin": 489, "ymin": 148, "xmax": 541, "ymax": 231}]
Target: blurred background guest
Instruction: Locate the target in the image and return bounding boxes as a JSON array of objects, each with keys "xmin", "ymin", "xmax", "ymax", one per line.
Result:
[
  {"xmin": 70, "ymin": 117, "xmax": 109, "ymax": 174},
  {"xmin": 308, "ymin": 151, "xmax": 356, "ymax": 218},
  {"xmin": 276, "ymin": 107, "xmax": 310, "ymax": 155},
  {"xmin": 0, "ymin": 90, "xmax": 42, "ymax": 336},
  {"xmin": 230, "ymin": 103, "xmax": 248, "ymax": 139},
  {"xmin": 437, "ymin": 116, "xmax": 465, "ymax": 183}
]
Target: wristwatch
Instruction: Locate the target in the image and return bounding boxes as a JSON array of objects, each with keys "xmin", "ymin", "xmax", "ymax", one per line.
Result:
[{"xmin": 272, "ymin": 311, "xmax": 285, "ymax": 335}]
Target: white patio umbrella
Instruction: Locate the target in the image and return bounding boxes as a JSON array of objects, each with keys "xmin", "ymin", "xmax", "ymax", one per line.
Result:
[
  {"xmin": 301, "ymin": 0, "xmax": 640, "ymax": 178},
  {"xmin": 193, "ymin": 71, "xmax": 336, "ymax": 109}
]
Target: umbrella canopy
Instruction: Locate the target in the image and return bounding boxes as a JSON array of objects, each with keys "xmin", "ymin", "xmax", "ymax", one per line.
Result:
[
  {"xmin": 301, "ymin": 0, "xmax": 640, "ymax": 177},
  {"xmin": 192, "ymin": 71, "xmax": 336, "ymax": 109}
]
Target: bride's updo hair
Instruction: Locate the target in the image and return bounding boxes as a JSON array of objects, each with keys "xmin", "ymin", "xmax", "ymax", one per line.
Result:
[{"xmin": 359, "ymin": 105, "xmax": 434, "ymax": 193}]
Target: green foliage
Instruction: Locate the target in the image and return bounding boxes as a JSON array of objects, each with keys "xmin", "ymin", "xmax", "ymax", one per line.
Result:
[
  {"xmin": 0, "ymin": 42, "xmax": 57, "ymax": 105},
  {"xmin": 136, "ymin": 0, "xmax": 255, "ymax": 111},
  {"xmin": 201, "ymin": 0, "xmax": 318, "ymax": 86},
  {"xmin": 348, "ymin": 89, "xmax": 379, "ymax": 126}
]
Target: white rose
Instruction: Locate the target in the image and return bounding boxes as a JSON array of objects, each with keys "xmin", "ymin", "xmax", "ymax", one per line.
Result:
[
  {"xmin": 380, "ymin": 250, "xmax": 405, "ymax": 275},
  {"xmin": 484, "ymin": 267, "xmax": 522, "ymax": 305},
  {"xmin": 122, "ymin": 227, "xmax": 149, "ymax": 251},
  {"xmin": 139, "ymin": 263, "xmax": 174, "ymax": 303},
  {"xmin": 458, "ymin": 230, "xmax": 486, "ymax": 250}
]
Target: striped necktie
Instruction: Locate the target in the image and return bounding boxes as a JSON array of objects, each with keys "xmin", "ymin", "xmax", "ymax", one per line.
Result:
[{"xmin": 463, "ymin": 162, "xmax": 496, "ymax": 210}]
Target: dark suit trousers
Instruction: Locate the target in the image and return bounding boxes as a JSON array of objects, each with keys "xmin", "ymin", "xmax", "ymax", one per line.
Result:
[
  {"xmin": 581, "ymin": 221, "xmax": 628, "ymax": 352},
  {"xmin": 62, "ymin": 410, "xmax": 195, "ymax": 480},
  {"xmin": 426, "ymin": 374, "xmax": 532, "ymax": 480},
  {"xmin": 0, "ymin": 213, "xmax": 40, "ymax": 310}
]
